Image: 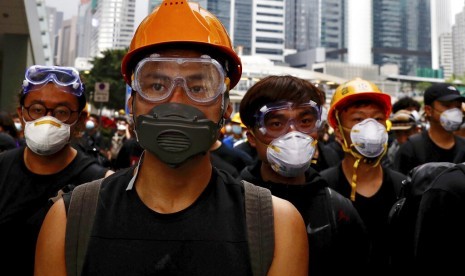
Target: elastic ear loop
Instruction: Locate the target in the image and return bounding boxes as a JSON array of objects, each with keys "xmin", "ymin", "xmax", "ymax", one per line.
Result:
[
  {"xmin": 216, "ymin": 77, "xmax": 231, "ymax": 133},
  {"xmin": 250, "ymin": 129, "xmax": 318, "ymax": 168}
]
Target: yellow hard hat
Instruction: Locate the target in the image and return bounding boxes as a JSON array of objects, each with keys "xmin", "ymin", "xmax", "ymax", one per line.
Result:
[
  {"xmin": 328, "ymin": 78, "xmax": 392, "ymax": 128},
  {"xmin": 121, "ymin": 0, "xmax": 242, "ymax": 89},
  {"xmin": 231, "ymin": 112, "xmax": 246, "ymax": 128}
]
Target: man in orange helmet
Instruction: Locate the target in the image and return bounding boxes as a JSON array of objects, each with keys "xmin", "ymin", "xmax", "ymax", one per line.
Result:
[
  {"xmin": 320, "ymin": 78, "xmax": 406, "ymax": 275},
  {"xmin": 35, "ymin": 1, "xmax": 308, "ymax": 275}
]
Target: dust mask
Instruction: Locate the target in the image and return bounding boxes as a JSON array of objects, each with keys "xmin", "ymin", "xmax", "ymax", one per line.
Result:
[
  {"xmin": 266, "ymin": 131, "xmax": 316, "ymax": 177},
  {"xmin": 440, "ymin": 108, "xmax": 463, "ymax": 132},
  {"xmin": 24, "ymin": 116, "xmax": 72, "ymax": 155},
  {"xmin": 350, "ymin": 118, "xmax": 388, "ymax": 158},
  {"xmin": 117, "ymin": 123, "xmax": 127, "ymax": 131}
]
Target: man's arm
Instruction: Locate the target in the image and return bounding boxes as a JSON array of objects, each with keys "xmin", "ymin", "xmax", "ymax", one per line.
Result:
[
  {"xmin": 35, "ymin": 199, "xmax": 67, "ymax": 276},
  {"xmin": 267, "ymin": 196, "xmax": 308, "ymax": 276}
]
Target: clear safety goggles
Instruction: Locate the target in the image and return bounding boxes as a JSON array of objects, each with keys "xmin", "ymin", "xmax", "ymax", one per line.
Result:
[
  {"xmin": 22, "ymin": 65, "xmax": 84, "ymax": 96},
  {"xmin": 255, "ymin": 101, "xmax": 322, "ymax": 138},
  {"xmin": 132, "ymin": 54, "xmax": 227, "ymax": 104}
]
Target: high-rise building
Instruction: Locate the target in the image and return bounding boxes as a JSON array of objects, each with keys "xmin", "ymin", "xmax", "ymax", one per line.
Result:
[
  {"xmin": 439, "ymin": 32, "xmax": 453, "ymax": 78},
  {"xmin": 232, "ymin": 0, "xmax": 253, "ymax": 55},
  {"xmin": 431, "ymin": 0, "xmax": 452, "ymax": 70},
  {"xmin": 371, "ymin": 0, "xmax": 431, "ymax": 75},
  {"xmin": 56, "ymin": 17, "xmax": 78, "ymax": 66},
  {"xmin": 285, "ymin": 0, "xmax": 345, "ymax": 60},
  {"xmin": 372, "ymin": 0, "xmax": 403, "ymax": 70},
  {"xmin": 90, "ymin": 0, "xmax": 136, "ymax": 58},
  {"xmin": 251, "ymin": 0, "xmax": 285, "ymax": 62},
  {"xmin": 76, "ymin": 0, "xmax": 93, "ymax": 59},
  {"xmin": 453, "ymin": 7, "xmax": 465, "ymax": 76}
]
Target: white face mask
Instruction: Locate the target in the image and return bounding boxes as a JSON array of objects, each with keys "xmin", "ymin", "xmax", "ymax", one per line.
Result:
[
  {"xmin": 232, "ymin": 124, "xmax": 242, "ymax": 135},
  {"xmin": 24, "ymin": 116, "xmax": 72, "ymax": 155},
  {"xmin": 86, "ymin": 120, "xmax": 95, "ymax": 130},
  {"xmin": 266, "ymin": 131, "xmax": 316, "ymax": 178},
  {"xmin": 440, "ymin": 108, "xmax": 463, "ymax": 132},
  {"xmin": 350, "ymin": 118, "xmax": 388, "ymax": 158},
  {"xmin": 117, "ymin": 123, "xmax": 127, "ymax": 131},
  {"xmin": 14, "ymin": 122, "xmax": 22, "ymax": 132}
]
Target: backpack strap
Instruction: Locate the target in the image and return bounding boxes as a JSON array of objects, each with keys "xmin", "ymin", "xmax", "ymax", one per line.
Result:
[
  {"xmin": 65, "ymin": 178, "xmax": 104, "ymax": 276},
  {"xmin": 242, "ymin": 180, "xmax": 274, "ymax": 276},
  {"xmin": 454, "ymin": 162, "xmax": 465, "ymax": 174}
]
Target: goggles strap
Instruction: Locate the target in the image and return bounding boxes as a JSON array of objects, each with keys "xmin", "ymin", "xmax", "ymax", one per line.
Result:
[
  {"xmin": 310, "ymin": 139, "xmax": 319, "ymax": 164},
  {"xmin": 216, "ymin": 93, "xmax": 227, "ymax": 130}
]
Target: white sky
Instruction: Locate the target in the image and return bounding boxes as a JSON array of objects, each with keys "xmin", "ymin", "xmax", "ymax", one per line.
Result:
[{"xmin": 451, "ymin": 0, "xmax": 465, "ymax": 24}]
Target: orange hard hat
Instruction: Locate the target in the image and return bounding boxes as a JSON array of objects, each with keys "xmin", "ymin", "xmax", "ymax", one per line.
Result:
[
  {"xmin": 327, "ymin": 78, "xmax": 392, "ymax": 128},
  {"xmin": 121, "ymin": 0, "xmax": 242, "ymax": 89}
]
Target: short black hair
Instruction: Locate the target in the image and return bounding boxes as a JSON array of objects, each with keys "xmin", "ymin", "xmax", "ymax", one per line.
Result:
[
  {"xmin": 392, "ymin": 97, "xmax": 421, "ymax": 113},
  {"xmin": 239, "ymin": 75, "xmax": 323, "ymax": 129}
]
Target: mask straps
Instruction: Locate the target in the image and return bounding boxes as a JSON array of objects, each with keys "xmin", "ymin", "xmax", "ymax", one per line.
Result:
[{"xmin": 335, "ymin": 111, "xmax": 364, "ymax": 202}]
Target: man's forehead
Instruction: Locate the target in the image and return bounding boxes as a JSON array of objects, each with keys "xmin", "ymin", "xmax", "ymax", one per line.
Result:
[
  {"xmin": 149, "ymin": 49, "xmax": 204, "ymax": 58},
  {"xmin": 344, "ymin": 105, "xmax": 386, "ymax": 116}
]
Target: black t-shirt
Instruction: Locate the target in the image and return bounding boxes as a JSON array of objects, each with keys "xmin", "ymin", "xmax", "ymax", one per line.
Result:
[
  {"xmin": 395, "ymin": 130, "xmax": 465, "ymax": 175},
  {"xmin": 240, "ymin": 161, "xmax": 369, "ymax": 276},
  {"xmin": 0, "ymin": 146, "xmax": 108, "ymax": 276},
  {"xmin": 320, "ymin": 163, "xmax": 405, "ymax": 275},
  {"xmin": 73, "ymin": 167, "xmax": 253, "ymax": 275}
]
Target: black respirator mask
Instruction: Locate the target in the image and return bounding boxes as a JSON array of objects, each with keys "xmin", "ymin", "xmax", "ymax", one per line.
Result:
[{"xmin": 135, "ymin": 103, "xmax": 220, "ymax": 167}]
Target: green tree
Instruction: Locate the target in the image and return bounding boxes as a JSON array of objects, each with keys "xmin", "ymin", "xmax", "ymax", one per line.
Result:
[{"xmin": 81, "ymin": 48, "xmax": 128, "ymax": 110}]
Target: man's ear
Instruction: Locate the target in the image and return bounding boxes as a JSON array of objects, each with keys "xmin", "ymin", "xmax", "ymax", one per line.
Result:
[
  {"xmin": 70, "ymin": 112, "xmax": 87, "ymax": 138},
  {"xmin": 17, "ymin": 106, "xmax": 23, "ymax": 119},
  {"xmin": 333, "ymin": 125, "xmax": 344, "ymax": 144},
  {"xmin": 246, "ymin": 130, "xmax": 257, "ymax": 148},
  {"xmin": 424, "ymin": 105, "xmax": 432, "ymax": 118},
  {"xmin": 224, "ymin": 99, "xmax": 233, "ymax": 119},
  {"xmin": 128, "ymin": 95, "xmax": 134, "ymax": 115}
]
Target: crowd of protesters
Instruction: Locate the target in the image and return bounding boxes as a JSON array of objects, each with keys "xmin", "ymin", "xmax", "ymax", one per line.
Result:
[{"xmin": 1, "ymin": 1, "xmax": 465, "ymax": 275}]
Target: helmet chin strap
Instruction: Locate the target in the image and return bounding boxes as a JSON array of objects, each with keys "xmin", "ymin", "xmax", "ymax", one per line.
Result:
[{"xmin": 335, "ymin": 111, "xmax": 388, "ymax": 201}]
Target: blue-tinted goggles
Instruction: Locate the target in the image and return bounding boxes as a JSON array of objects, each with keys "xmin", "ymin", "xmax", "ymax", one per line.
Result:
[
  {"xmin": 255, "ymin": 101, "xmax": 322, "ymax": 138},
  {"xmin": 132, "ymin": 54, "xmax": 227, "ymax": 104},
  {"xmin": 22, "ymin": 65, "xmax": 84, "ymax": 96}
]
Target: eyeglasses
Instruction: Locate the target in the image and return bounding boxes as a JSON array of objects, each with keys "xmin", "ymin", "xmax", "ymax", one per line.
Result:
[
  {"xmin": 23, "ymin": 103, "xmax": 79, "ymax": 123},
  {"xmin": 132, "ymin": 54, "xmax": 227, "ymax": 104},
  {"xmin": 22, "ymin": 65, "xmax": 84, "ymax": 96},
  {"xmin": 255, "ymin": 101, "xmax": 322, "ymax": 138}
]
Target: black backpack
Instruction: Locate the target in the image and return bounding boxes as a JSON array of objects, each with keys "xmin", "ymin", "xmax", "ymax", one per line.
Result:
[{"xmin": 388, "ymin": 161, "xmax": 465, "ymax": 270}]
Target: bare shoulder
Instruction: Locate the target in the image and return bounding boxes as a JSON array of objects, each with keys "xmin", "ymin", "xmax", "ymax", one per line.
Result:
[
  {"xmin": 35, "ymin": 198, "xmax": 67, "ymax": 276},
  {"xmin": 268, "ymin": 195, "xmax": 308, "ymax": 276},
  {"xmin": 271, "ymin": 195, "xmax": 301, "ymax": 218}
]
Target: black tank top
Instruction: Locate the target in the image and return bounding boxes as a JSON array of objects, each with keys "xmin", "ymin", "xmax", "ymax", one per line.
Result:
[{"xmin": 81, "ymin": 167, "xmax": 253, "ymax": 275}]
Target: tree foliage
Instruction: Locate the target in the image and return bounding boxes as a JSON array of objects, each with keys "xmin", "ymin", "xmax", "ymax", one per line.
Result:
[{"xmin": 80, "ymin": 48, "xmax": 128, "ymax": 110}]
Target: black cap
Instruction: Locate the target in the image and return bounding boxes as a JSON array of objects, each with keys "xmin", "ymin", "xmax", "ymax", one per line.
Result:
[{"xmin": 424, "ymin": 83, "xmax": 465, "ymax": 106}]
